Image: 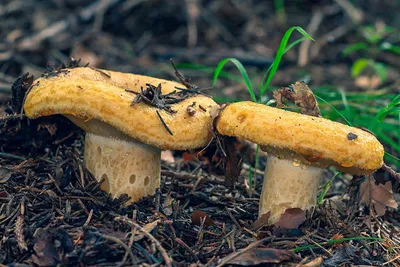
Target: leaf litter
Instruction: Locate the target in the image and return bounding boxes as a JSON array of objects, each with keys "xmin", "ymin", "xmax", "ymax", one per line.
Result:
[{"xmin": 0, "ymin": 63, "xmax": 399, "ymax": 266}]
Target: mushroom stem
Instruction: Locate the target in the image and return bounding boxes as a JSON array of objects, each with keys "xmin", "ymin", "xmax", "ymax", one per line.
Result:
[
  {"xmin": 259, "ymin": 155, "xmax": 324, "ymax": 224},
  {"xmin": 84, "ymin": 133, "xmax": 161, "ymax": 203}
]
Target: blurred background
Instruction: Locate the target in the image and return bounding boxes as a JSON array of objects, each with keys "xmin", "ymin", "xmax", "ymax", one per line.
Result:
[{"xmin": 1, "ymin": 0, "xmax": 399, "ymax": 165}]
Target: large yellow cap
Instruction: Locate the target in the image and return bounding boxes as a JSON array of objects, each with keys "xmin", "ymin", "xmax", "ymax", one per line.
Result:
[
  {"xmin": 216, "ymin": 101, "xmax": 384, "ymax": 175},
  {"xmin": 23, "ymin": 67, "xmax": 218, "ymax": 150}
]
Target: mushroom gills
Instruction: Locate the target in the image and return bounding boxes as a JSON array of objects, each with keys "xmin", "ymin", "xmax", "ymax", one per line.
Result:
[
  {"xmin": 84, "ymin": 133, "xmax": 161, "ymax": 203},
  {"xmin": 259, "ymin": 155, "xmax": 324, "ymax": 224}
]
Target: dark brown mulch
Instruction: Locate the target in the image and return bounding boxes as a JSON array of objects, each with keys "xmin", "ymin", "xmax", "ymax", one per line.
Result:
[
  {"xmin": 0, "ymin": 69, "xmax": 398, "ymax": 266},
  {"xmin": 1, "ymin": 0, "xmax": 399, "ymax": 266}
]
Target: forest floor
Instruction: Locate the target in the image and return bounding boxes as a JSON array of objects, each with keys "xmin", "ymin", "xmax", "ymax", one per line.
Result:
[{"xmin": 0, "ymin": 0, "xmax": 400, "ymax": 266}]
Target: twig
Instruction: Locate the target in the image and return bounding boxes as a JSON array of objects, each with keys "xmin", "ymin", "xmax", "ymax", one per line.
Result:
[
  {"xmin": 333, "ymin": 0, "xmax": 364, "ymax": 24},
  {"xmin": 216, "ymin": 237, "xmax": 273, "ymax": 267},
  {"xmin": 298, "ymin": 9, "xmax": 323, "ymax": 67},
  {"xmin": 16, "ymin": 0, "xmax": 122, "ymax": 51},
  {"xmin": 175, "ymin": 237, "xmax": 199, "ymax": 262},
  {"xmin": 83, "ymin": 209, "xmax": 94, "ymax": 226},
  {"xmin": 382, "ymin": 163, "xmax": 400, "ymax": 182},
  {"xmin": 161, "ymin": 169, "xmax": 225, "ymax": 185},
  {"xmin": 114, "ymin": 216, "xmax": 173, "ymax": 267},
  {"xmin": 93, "ymin": 232, "xmax": 136, "ymax": 266},
  {"xmin": 0, "ymin": 152, "xmax": 26, "ymax": 161},
  {"xmin": 185, "ymin": 0, "xmax": 199, "ymax": 48},
  {"xmin": 383, "ymin": 254, "xmax": 400, "ymax": 266},
  {"xmin": 156, "ymin": 110, "xmax": 173, "ymax": 136}
]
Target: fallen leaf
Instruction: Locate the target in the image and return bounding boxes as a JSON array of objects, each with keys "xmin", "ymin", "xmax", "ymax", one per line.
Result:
[
  {"xmin": 0, "ymin": 167, "xmax": 12, "ymax": 183},
  {"xmin": 251, "ymin": 212, "xmax": 271, "ymax": 231},
  {"xmin": 161, "ymin": 150, "xmax": 175, "ymax": 164},
  {"xmin": 162, "ymin": 195, "xmax": 174, "ymax": 216},
  {"xmin": 222, "ymin": 136, "xmax": 243, "ymax": 187},
  {"xmin": 132, "ymin": 220, "xmax": 160, "ymax": 242},
  {"xmin": 191, "ymin": 210, "xmax": 214, "ymax": 227},
  {"xmin": 324, "ymin": 246, "xmax": 357, "ymax": 267},
  {"xmin": 360, "ymin": 176, "xmax": 398, "ymax": 216},
  {"xmin": 298, "ymin": 257, "xmax": 324, "ymax": 267},
  {"xmin": 273, "ymin": 81, "xmax": 321, "ymax": 117},
  {"xmin": 32, "ymin": 228, "xmax": 73, "ymax": 267},
  {"xmin": 226, "ymin": 248, "xmax": 300, "ymax": 265},
  {"xmin": 331, "ymin": 233, "xmax": 345, "ymax": 248},
  {"xmin": 274, "ymin": 208, "xmax": 306, "ymax": 229}
]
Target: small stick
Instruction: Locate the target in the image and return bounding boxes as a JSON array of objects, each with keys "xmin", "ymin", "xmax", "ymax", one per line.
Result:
[
  {"xmin": 156, "ymin": 110, "xmax": 173, "ymax": 136},
  {"xmin": 216, "ymin": 237, "xmax": 273, "ymax": 267},
  {"xmin": 382, "ymin": 163, "xmax": 400, "ymax": 182},
  {"xmin": 0, "ymin": 152, "xmax": 26, "ymax": 161},
  {"xmin": 93, "ymin": 233, "xmax": 136, "ymax": 266},
  {"xmin": 89, "ymin": 66, "xmax": 111, "ymax": 78},
  {"xmin": 175, "ymin": 237, "xmax": 199, "ymax": 262},
  {"xmin": 115, "ymin": 216, "xmax": 173, "ymax": 267},
  {"xmin": 83, "ymin": 209, "xmax": 93, "ymax": 227}
]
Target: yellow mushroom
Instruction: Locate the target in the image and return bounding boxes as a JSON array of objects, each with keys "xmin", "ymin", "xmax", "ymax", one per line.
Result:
[
  {"xmin": 216, "ymin": 101, "xmax": 384, "ymax": 224},
  {"xmin": 24, "ymin": 67, "xmax": 217, "ymax": 203}
]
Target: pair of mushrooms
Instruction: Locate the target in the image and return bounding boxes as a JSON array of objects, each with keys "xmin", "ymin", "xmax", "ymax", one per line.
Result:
[{"xmin": 23, "ymin": 67, "xmax": 384, "ymax": 224}]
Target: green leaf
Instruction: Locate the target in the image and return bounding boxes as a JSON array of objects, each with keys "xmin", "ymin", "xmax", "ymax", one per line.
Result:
[
  {"xmin": 371, "ymin": 62, "xmax": 388, "ymax": 81},
  {"xmin": 351, "ymin": 58, "xmax": 370, "ymax": 78},
  {"xmin": 293, "ymin": 237, "xmax": 384, "ymax": 253},
  {"xmin": 260, "ymin": 26, "xmax": 314, "ymax": 98},
  {"xmin": 379, "ymin": 42, "xmax": 400, "ymax": 54},
  {"xmin": 212, "ymin": 58, "xmax": 257, "ymax": 102},
  {"xmin": 362, "ymin": 25, "xmax": 383, "ymax": 44},
  {"xmin": 342, "ymin": 42, "xmax": 368, "ymax": 56}
]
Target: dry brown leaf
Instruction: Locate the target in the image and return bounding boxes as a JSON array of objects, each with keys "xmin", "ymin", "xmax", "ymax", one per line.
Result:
[
  {"xmin": 298, "ymin": 257, "xmax": 324, "ymax": 267},
  {"xmin": 331, "ymin": 233, "xmax": 345, "ymax": 248},
  {"xmin": 162, "ymin": 195, "xmax": 174, "ymax": 216},
  {"xmin": 226, "ymin": 248, "xmax": 300, "ymax": 266},
  {"xmin": 274, "ymin": 208, "xmax": 306, "ymax": 229},
  {"xmin": 273, "ymin": 81, "xmax": 321, "ymax": 117},
  {"xmin": 0, "ymin": 167, "xmax": 12, "ymax": 183},
  {"xmin": 191, "ymin": 210, "xmax": 214, "ymax": 227},
  {"xmin": 133, "ymin": 220, "xmax": 160, "ymax": 242},
  {"xmin": 360, "ymin": 176, "xmax": 398, "ymax": 216},
  {"xmin": 251, "ymin": 212, "xmax": 271, "ymax": 231}
]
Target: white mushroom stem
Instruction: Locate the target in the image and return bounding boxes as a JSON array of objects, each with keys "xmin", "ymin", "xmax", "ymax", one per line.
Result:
[
  {"xmin": 259, "ymin": 155, "xmax": 324, "ymax": 224},
  {"xmin": 84, "ymin": 133, "xmax": 161, "ymax": 203}
]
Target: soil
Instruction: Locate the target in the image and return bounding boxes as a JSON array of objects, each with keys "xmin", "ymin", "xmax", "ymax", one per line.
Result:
[{"xmin": 1, "ymin": 0, "xmax": 399, "ymax": 266}]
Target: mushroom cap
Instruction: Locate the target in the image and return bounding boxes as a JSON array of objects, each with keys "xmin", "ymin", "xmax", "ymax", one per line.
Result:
[
  {"xmin": 216, "ymin": 101, "xmax": 384, "ymax": 175},
  {"xmin": 23, "ymin": 68, "xmax": 217, "ymax": 150}
]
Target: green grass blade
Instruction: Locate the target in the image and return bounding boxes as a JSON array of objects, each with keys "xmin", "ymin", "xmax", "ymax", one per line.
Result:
[
  {"xmin": 293, "ymin": 237, "xmax": 383, "ymax": 253},
  {"xmin": 315, "ymin": 95, "xmax": 352, "ymax": 126},
  {"xmin": 317, "ymin": 172, "xmax": 340, "ymax": 205},
  {"xmin": 260, "ymin": 36, "xmax": 309, "ymax": 88},
  {"xmin": 260, "ymin": 26, "xmax": 314, "ymax": 97},
  {"xmin": 370, "ymin": 94, "xmax": 400, "ymax": 130},
  {"xmin": 338, "ymin": 88, "xmax": 351, "ymax": 121},
  {"xmin": 384, "ymin": 151, "xmax": 400, "ymax": 163},
  {"xmin": 212, "ymin": 58, "xmax": 257, "ymax": 102}
]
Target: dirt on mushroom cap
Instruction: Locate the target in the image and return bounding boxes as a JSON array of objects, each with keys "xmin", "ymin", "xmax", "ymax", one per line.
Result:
[
  {"xmin": 23, "ymin": 76, "xmax": 217, "ymax": 150},
  {"xmin": 216, "ymin": 101, "xmax": 384, "ymax": 175}
]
